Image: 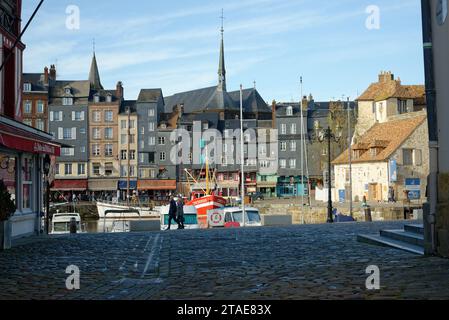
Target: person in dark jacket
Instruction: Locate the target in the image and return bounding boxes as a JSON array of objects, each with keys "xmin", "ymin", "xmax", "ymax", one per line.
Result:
[
  {"xmin": 166, "ymin": 195, "xmax": 178, "ymax": 230},
  {"xmin": 176, "ymin": 195, "xmax": 185, "ymax": 229}
]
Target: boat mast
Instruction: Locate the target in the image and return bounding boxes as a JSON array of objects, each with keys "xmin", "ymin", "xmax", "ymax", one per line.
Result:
[
  {"xmin": 240, "ymin": 84, "xmax": 246, "ymax": 226},
  {"xmin": 300, "ymin": 77, "xmax": 304, "ymax": 223},
  {"xmin": 205, "ymin": 144, "xmax": 210, "ymax": 195}
]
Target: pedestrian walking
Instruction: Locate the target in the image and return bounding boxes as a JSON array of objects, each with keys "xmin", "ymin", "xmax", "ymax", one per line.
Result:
[
  {"xmin": 177, "ymin": 195, "xmax": 185, "ymax": 230},
  {"xmin": 166, "ymin": 195, "xmax": 178, "ymax": 230}
]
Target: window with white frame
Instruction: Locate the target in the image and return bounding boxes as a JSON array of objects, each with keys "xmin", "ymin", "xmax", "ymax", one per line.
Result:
[
  {"xmin": 64, "ymin": 163, "xmax": 72, "ymax": 175},
  {"xmin": 92, "ymin": 144, "xmax": 100, "ymax": 157},
  {"xmin": 160, "ymin": 152, "xmax": 166, "ymax": 161},
  {"xmin": 129, "ymin": 120, "xmax": 135, "ymax": 129},
  {"xmin": 290, "ymin": 141, "xmax": 297, "ymax": 152},
  {"xmin": 93, "ymin": 163, "xmax": 101, "ymax": 175},
  {"xmin": 139, "ymin": 153, "xmax": 145, "ymax": 163},
  {"xmin": 121, "ymin": 120, "xmax": 127, "ymax": 129},
  {"xmin": 106, "ymin": 95, "xmax": 112, "ymax": 103},
  {"xmin": 24, "ymin": 83, "xmax": 32, "ymax": 92},
  {"xmin": 149, "ymin": 137, "xmax": 156, "ymax": 146},
  {"xmin": 286, "ymin": 106, "xmax": 293, "ymax": 116},
  {"xmin": 73, "ymin": 111, "xmax": 84, "ymax": 121},
  {"xmin": 120, "ymin": 165, "xmax": 127, "ymax": 177},
  {"xmin": 36, "ymin": 119, "xmax": 45, "ymax": 131},
  {"xmin": 158, "ymin": 137, "xmax": 166, "ymax": 145},
  {"xmin": 139, "ymin": 168, "xmax": 146, "ymax": 178},
  {"xmin": 24, "ymin": 100, "xmax": 32, "ymax": 114},
  {"xmin": 280, "ymin": 142, "xmax": 287, "ymax": 152},
  {"xmin": 149, "ymin": 108, "xmax": 155, "ymax": 117},
  {"xmin": 63, "ymin": 97, "xmax": 73, "ymax": 106},
  {"xmin": 105, "ymin": 110, "xmax": 113, "ymax": 122},
  {"xmin": 280, "ymin": 159, "xmax": 287, "ymax": 169},
  {"xmin": 80, "ymin": 146, "xmax": 86, "ymax": 153},
  {"xmin": 93, "ymin": 128, "xmax": 101, "ymax": 140},
  {"xmin": 149, "ymin": 122, "xmax": 155, "ymax": 132},
  {"xmin": 63, "ymin": 128, "xmax": 73, "ymax": 140},
  {"xmin": 140, "ymin": 127, "xmax": 145, "ymax": 135},
  {"xmin": 150, "ymin": 170, "xmax": 156, "ymax": 179},
  {"xmin": 130, "ymin": 150, "xmax": 136, "ymax": 160},
  {"xmin": 52, "ymin": 111, "xmax": 62, "ymax": 121},
  {"xmin": 291, "ymin": 123, "xmax": 297, "ymax": 134},
  {"xmin": 105, "ymin": 144, "xmax": 113, "ymax": 157},
  {"xmin": 281, "ymin": 123, "xmax": 287, "ymax": 135},
  {"xmin": 289, "ymin": 159, "xmax": 296, "ymax": 169},
  {"xmin": 37, "ymin": 101, "xmax": 44, "ymax": 113},
  {"xmin": 121, "ymin": 150, "xmax": 127, "ymax": 160},
  {"xmin": 105, "ymin": 127, "xmax": 113, "ymax": 140},
  {"xmin": 78, "ymin": 164, "xmax": 86, "ymax": 175},
  {"xmin": 93, "ymin": 111, "xmax": 101, "ymax": 122},
  {"xmin": 61, "ymin": 148, "xmax": 74, "ymax": 156},
  {"xmin": 121, "ymin": 134, "xmax": 127, "ymax": 145},
  {"xmin": 130, "ymin": 134, "xmax": 136, "ymax": 144}
]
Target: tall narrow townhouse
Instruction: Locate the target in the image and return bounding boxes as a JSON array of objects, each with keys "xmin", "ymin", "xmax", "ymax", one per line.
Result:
[{"xmin": 48, "ymin": 79, "xmax": 90, "ymax": 196}]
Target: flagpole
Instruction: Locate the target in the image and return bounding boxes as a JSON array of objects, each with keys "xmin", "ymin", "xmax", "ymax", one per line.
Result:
[{"xmin": 240, "ymin": 84, "xmax": 246, "ymax": 227}]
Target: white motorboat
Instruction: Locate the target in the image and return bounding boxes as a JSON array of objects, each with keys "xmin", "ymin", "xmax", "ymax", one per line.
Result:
[
  {"xmin": 51, "ymin": 212, "xmax": 86, "ymax": 234},
  {"xmin": 96, "ymin": 201, "xmax": 161, "ymax": 219}
]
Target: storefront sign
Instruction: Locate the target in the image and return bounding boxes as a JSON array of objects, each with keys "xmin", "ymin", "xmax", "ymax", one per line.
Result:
[{"xmin": 405, "ymin": 178, "xmax": 421, "ymax": 191}]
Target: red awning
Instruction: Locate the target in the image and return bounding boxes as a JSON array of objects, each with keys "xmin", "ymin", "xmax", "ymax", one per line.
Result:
[
  {"xmin": 0, "ymin": 121, "xmax": 60, "ymax": 156},
  {"xmin": 52, "ymin": 180, "xmax": 88, "ymax": 191}
]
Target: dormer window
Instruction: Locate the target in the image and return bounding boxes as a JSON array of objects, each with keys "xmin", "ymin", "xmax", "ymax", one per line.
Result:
[
  {"xmin": 106, "ymin": 94, "xmax": 112, "ymax": 103},
  {"xmin": 65, "ymin": 88, "xmax": 71, "ymax": 95},
  {"xmin": 94, "ymin": 94, "xmax": 100, "ymax": 103},
  {"xmin": 286, "ymin": 106, "xmax": 293, "ymax": 116},
  {"xmin": 24, "ymin": 83, "xmax": 32, "ymax": 92}
]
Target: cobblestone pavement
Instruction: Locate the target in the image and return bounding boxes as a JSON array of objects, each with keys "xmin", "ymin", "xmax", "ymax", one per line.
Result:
[{"xmin": 1, "ymin": 221, "xmax": 449, "ymax": 300}]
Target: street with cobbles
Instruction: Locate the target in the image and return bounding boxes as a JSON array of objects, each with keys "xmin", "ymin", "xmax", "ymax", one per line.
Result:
[{"xmin": 1, "ymin": 220, "xmax": 449, "ymax": 300}]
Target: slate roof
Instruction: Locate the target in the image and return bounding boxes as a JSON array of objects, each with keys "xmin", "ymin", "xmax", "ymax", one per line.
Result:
[
  {"xmin": 23, "ymin": 73, "xmax": 47, "ymax": 92},
  {"xmin": 50, "ymin": 80, "xmax": 90, "ymax": 97},
  {"xmin": 91, "ymin": 89, "xmax": 119, "ymax": 102},
  {"xmin": 333, "ymin": 115, "xmax": 427, "ymax": 165},
  {"xmin": 137, "ymin": 89, "xmax": 163, "ymax": 103},
  {"xmin": 164, "ymin": 86, "xmax": 271, "ymax": 114},
  {"xmin": 119, "ymin": 100, "xmax": 137, "ymax": 114},
  {"xmin": 89, "ymin": 54, "xmax": 103, "ymax": 90}
]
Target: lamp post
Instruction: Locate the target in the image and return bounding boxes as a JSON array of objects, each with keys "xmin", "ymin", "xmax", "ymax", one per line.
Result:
[{"xmin": 313, "ymin": 124, "xmax": 342, "ymax": 223}]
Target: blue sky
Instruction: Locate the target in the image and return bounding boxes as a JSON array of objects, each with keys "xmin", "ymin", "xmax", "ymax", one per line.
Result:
[{"xmin": 22, "ymin": 0, "xmax": 424, "ymax": 102}]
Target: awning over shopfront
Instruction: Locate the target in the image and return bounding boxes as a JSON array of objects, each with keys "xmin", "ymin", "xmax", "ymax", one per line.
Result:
[
  {"xmin": 257, "ymin": 182, "xmax": 277, "ymax": 188},
  {"xmin": 0, "ymin": 118, "xmax": 60, "ymax": 156},
  {"xmin": 138, "ymin": 180, "xmax": 177, "ymax": 191},
  {"xmin": 88, "ymin": 179, "xmax": 118, "ymax": 191},
  {"xmin": 51, "ymin": 179, "xmax": 88, "ymax": 191},
  {"xmin": 118, "ymin": 180, "xmax": 137, "ymax": 190}
]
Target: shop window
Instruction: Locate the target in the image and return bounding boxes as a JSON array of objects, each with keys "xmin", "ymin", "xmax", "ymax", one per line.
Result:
[
  {"xmin": 22, "ymin": 157, "xmax": 33, "ymax": 210},
  {"xmin": 0, "ymin": 154, "xmax": 16, "ymax": 210}
]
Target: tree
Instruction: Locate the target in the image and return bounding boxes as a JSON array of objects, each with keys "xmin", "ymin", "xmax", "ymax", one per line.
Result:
[{"xmin": 0, "ymin": 180, "xmax": 15, "ymax": 221}]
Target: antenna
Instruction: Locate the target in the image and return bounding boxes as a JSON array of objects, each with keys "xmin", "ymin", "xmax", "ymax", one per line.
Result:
[{"xmin": 253, "ymin": 81, "xmax": 256, "ymax": 89}]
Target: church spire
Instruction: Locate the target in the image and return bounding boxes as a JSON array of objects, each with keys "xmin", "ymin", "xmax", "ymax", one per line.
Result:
[
  {"xmin": 89, "ymin": 40, "xmax": 103, "ymax": 90},
  {"xmin": 218, "ymin": 9, "xmax": 226, "ymax": 91}
]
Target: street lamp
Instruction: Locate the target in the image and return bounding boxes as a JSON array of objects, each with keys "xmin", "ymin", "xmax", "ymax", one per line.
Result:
[{"xmin": 312, "ymin": 123, "xmax": 342, "ymax": 223}]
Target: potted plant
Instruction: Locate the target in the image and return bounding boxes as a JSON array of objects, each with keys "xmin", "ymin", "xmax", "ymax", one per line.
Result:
[{"xmin": 0, "ymin": 180, "xmax": 16, "ymax": 250}]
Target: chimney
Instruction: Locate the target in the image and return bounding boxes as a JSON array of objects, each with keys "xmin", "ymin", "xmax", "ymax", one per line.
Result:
[
  {"xmin": 301, "ymin": 95, "xmax": 308, "ymax": 110},
  {"xmin": 378, "ymin": 71, "xmax": 394, "ymax": 83},
  {"xmin": 272, "ymin": 100, "xmax": 277, "ymax": 129},
  {"xmin": 49, "ymin": 65, "xmax": 56, "ymax": 81},
  {"xmin": 116, "ymin": 81, "xmax": 124, "ymax": 100},
  {"xmin": 44, "ymin": 66, "xmax": 49, "ymax": 85}
]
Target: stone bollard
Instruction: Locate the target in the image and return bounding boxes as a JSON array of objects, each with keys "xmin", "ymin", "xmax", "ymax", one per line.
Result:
[{"xmin": 69, "ymin": 217, "xmax": 77, "ymax": 234}]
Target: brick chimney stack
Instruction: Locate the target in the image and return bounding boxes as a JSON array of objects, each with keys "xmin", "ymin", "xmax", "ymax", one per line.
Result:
[
  {"xmin": 49, "ymin": 65, "xmax": 56, "ymax": 81},
  {"xmin": 116, "ymin": 81, "xmax": 124, "ymax": 100},
  {"xmin": 44, "ymin": 66, "xmax": 49, "ymax": 85},
  {"xmin": 272, "ymin": 100, "xmax": 277, "ymax": 129},
  {"xmin": 378, "ymin": 71, "xmax": 394, "ymax": 83},
  {"xmin": 301, "ymin": 95, "xmax": 308, "ymax": 110}
]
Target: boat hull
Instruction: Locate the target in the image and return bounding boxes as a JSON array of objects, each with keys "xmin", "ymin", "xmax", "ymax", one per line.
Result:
[
  {"xmin": 186, "ymin": 195, "xmax": 227, "ymax": 228},
  {"xmin": 96, "ymin": 202, "xmax": 160, "ymax": 218}
]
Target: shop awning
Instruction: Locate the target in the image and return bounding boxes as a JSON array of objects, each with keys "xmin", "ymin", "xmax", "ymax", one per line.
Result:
[
  {"xmin": 0, "ymin": 118, "xmax": 60, "ymax": 156},
  {"xmin": 88, "ymin": 179, "xmax": 118, "ymax": 191},
  {"xmin": 257, "ymin": 182, "xmax": 277, "ymax": 188},
  {"xmin": 138, "ymin": 180, "xmax": 177, "ymax": 191},
  {"xmin": 52, "ymin": 180, "xmax": 88, "ymax": 191},
  {"xmin": 118, "ymin": 180, "xmax": 137, "ymax": 190}
]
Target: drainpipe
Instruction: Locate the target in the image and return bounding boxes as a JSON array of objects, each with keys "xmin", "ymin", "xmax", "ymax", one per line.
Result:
[{"xmin": 421, "ymin": 0, "xmax": 438, "ymax": 255}]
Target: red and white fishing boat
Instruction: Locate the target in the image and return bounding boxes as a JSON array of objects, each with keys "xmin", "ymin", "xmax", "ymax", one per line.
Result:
[{"xmin": 184, "ymin": 154, "xmax": 227, "ymax": 228}]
